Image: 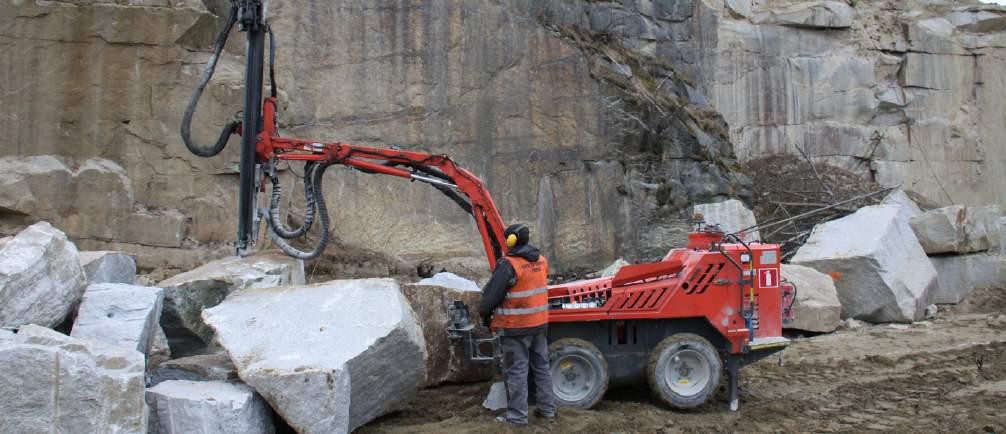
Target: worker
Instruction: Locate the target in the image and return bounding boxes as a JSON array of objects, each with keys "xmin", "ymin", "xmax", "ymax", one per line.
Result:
[{"xmin": 479, "ymin": 223, "xmax": 557, "ymax": 426}]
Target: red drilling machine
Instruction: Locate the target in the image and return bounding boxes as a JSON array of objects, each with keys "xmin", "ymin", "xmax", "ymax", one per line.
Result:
[{"xmin": 181, "ymin": 0, "xmax": 794, "ymax": 411}]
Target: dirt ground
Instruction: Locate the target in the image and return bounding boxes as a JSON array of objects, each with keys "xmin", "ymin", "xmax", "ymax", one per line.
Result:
[{"xmin": 360, "ymin": 289, "xmax": 1006, "ymax": 434}]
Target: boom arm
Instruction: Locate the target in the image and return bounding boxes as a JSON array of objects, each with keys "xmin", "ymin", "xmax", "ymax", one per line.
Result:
[
  {"xmin": 180, "ymin": 1, "xmax": 507, "ymax": 269},
  {"xmin": 255, "ymin": 98, "xmax": 508, "ymax": 270}
]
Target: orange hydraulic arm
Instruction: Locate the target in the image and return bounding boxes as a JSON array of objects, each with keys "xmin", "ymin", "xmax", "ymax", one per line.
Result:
[{"xmin": 254, "ymin": 97, "xmax": 508, "ymax": 270}]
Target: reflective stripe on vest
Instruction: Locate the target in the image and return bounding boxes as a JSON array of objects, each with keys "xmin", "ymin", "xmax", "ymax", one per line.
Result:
[
  {"xmin": 495, "ymin": 305, "xmax": 549, "ymax": 315},
  {"xmin": 491, "ymin": 255, "xmax": 550, "ymax": 331},
  {"xmin": 504, "ymin": 287, "xmax": 547, "ymax": 299}
]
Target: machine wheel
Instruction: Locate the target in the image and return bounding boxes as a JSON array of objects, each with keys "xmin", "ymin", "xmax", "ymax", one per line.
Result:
[
  {"xmin": 548, "ymin": 338, "xmax": 608, "ymax": 409},
  {"xmin": 647, "ymin": 333, "xmax": 722, "ymax": 409}
]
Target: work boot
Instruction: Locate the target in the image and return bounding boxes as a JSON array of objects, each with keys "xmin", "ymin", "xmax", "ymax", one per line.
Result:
[
  {"xmin": 534, "ymin": 408, "xmax": 557, "ymax": 423},
  {"xmin": 495, "ymin": 415, "xmax": 528, "ymax": 428}
]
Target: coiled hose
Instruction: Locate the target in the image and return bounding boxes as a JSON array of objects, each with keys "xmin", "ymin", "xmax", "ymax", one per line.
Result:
[
  {"xmin": 267, "ymin": 163, "xmax": 317, "ymax": 239},
  {"xmin": 267, "ymin": 163, "xmax": 331, "ymax": 259},
  {"xmin": 180, "ymin": 5, "xmax": 240, "ymax": 157}
]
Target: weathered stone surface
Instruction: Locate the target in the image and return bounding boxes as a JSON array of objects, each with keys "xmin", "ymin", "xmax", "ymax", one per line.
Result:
[
  {"xmin": 203, "ymin": 279, "xmax": 425, "ymax": 434},
  {"xmin": 71, "ymin": 283, "xmax": 164, "ymax": 357},
  {"xmin": 781, "ymin": 264, "xmax": 842, "ymax": 333},
  {"xmin": 0, "ymin": 329, "xmax": 13, "ymax": 342},
  {"xmin": 882, "ymin": 189, "xmax": 924, "ymax": 226},
  {"xmin": 146, "ymin": 380, "xmax": 274, "ymax": 434},
  {"xmin": 0, "ymin": 157, "xmax": 187, "ymax": 252},
  {"xmin": 767, "ymin": 1, "xmax": 855, "ymax": 29},
  {"xmin": 157, "ymin": 252, "xmax": 305, "ymax": 349},
  {"xmin": 3, "ymin": 0, "xmax": 753, "ymax": 275},
  {"xmin": 417, "ymin": 272, "xmax": 480, "ymax": 293},
  {"xmin": 400, "ymin": 283, "xmax": 494, "ymax": 387},
  {"xmin": 600, "ymin": 258, "xmax": 630, "ymax": 277},
  {"xmin": 0, "ymin": 222, "xmax": 86, "ymax": 328},
  {"xmin": 930, "ymin": 253, "xmax": 1006, "ymax": 304},
  {"xmin": 4, "ymin": 0, "xmax": 1005, "ymax": 278},
  {"xmin": 693, "ymin": 199, "xmax": 760, "ymax": 241},
  {"xmin": 910, "ymin": 205, "xmax": 1003, "ymax": 254},
  {"xmin": 793, "ymin": 205, "xmax": 936, "ymax": 323},
  {"xmin": 148, "ymin": 352, "xmax": 239, "ymax": 387},
  {"xmin": 79, "ymin": 251, "xmax": 137, "ymax": 285},
  {"xmin": 148, "ymin": 325, "xmax": 172, "ymax": 369},
  {"xmin": 999, "ymin": 217, "xmax": 1006, "ymax": 257},
  {"xmin": 0, "ymin": 324, "xmax": 146, "ymax": 434},
  {"xmin": 698, "ymin": 0, "xmax": 1006, "ymax": 209}
]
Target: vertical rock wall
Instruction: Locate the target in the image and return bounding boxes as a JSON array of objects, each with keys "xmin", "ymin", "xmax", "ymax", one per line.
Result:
[{"xmin": 2, "ymin": 0, "xmax": 1002, "ymax": 274}]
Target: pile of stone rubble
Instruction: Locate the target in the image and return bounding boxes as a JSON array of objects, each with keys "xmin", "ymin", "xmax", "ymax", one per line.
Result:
[
  {"xmin": 0, "ymin": 222, "xmax": 492, "ymax": 434},
  {"xmin": 1, "ymin": 192, "xmax": 1002, "ymax": 432},
  {"xmin": 688, "ymin": 192, "xmax": 1006, "ymax": 333}
]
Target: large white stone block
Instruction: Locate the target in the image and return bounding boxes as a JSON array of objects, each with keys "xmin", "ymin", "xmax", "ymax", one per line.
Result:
[
  {"xmin": 910, "ymin": 205, "xmax": 1002, "ymax": 254},
  {"xmin": 793, "ymin": 205, "xmax": 936, "ymax": 323},
  {"xmin": 157, "ymin": 252, "xmax": 305, "ymax": 347},
  {"xmin": 693, "ymin": 199, "xmax": 760, "ymax": 241},
  {"xmin": 146, "ymin": 380, "xmax": 274, "ymax": 434},
  {"xmin": 417, "ymin": 272, "xmax": 480, "ymax": 293},
  {"xmin": 203, "ymin": 278, "xmax": 425, "ymax": 434},
  {"xmin": 78, "ymin": 251, "xmax": 136, "ymax": 285},
  {"xmin": 400, "ymin": 283, "xmax": 494, "ymax": 387},
  {"xmin": 0, "ymin": 325, "xmax": 146, "ymax": 434},
  {"xmin": 930, "ymin": 253, "xmax": 1006, "ymax": 304},
  {"xmin": 781, "ymin": 264, "xmax": 842, "ymax": 333},
  {"xmin": 71, "ymin": 283, "xmax": 164, "ymax": 356},
  {"xmin": 0, "ymin": 222, "xmax": 86, "ymax": 328}
]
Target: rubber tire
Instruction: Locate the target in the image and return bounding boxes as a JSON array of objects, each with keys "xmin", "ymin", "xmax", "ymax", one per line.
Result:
[
  {"xmin": 548, "ymin": 338, "xmax": 609, "ymax": 409},
  {"xmin": 647, "ymin": 333, "xmax": 722, "ymax": 409}
]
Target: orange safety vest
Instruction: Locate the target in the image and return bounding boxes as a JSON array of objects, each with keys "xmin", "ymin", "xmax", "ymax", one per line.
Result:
[{"xmin": 491, "ymin": 255, "xmax": 550, "ymax": 331}]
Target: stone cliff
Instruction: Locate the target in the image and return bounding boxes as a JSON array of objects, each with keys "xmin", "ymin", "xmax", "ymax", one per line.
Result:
[{"xmin": 1, "ymin": 0, "xmax": 1003, "ymax": 276}]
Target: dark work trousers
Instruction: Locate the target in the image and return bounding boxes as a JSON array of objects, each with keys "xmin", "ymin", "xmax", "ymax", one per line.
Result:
[{"xmin": 501, "ymin": 332, "xmax": 556, "ymax": 424}]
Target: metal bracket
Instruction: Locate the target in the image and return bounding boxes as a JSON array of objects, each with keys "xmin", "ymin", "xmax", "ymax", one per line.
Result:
[{"xmin": 446, "ymin": 301, "xmax": 497, "ymax": 364}]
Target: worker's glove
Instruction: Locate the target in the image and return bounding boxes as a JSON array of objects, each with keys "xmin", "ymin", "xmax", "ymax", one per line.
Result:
[{"xmin": 481, "ymin": 314, "xmax": 492, "ymax": 328}]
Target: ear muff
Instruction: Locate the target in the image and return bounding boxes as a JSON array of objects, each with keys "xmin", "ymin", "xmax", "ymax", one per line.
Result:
[{"xmin": 506, "ymin": 233, "xmax": 518, "ymax": 248}]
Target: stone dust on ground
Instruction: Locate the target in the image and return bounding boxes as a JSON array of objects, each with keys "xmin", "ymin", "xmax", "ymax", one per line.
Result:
[{"xmin": 359, "ymin": 289, "xmax": 1006, "ymax": 434}]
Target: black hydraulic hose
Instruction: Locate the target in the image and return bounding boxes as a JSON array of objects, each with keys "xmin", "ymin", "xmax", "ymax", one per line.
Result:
[
  {"xmin": 267, "ymin": 163, "xmax": 317, "ymax": 239},
  {"xmin": 269, "ymin": 163, "xmax": 331, "ymax": 259},
  {"xmin": 267, "ymin": 24, "xmax": 278, "ymax": 99},
  {"xmin": 181, "ymin": 6, "xmax": 240, "ymax": 157}
]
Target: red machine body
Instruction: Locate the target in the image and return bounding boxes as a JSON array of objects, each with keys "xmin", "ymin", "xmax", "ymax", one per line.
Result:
[{"xmin": 547, "ymin": 240, "xmax": 787, "ymax": 355}]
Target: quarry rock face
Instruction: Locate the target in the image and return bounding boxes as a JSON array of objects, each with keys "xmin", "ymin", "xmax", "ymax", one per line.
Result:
[
  {"xmin": 2, "ymin": 0, "xmax": 1005, "ymax": 280},
  {"xmin": 793, "ymin": 205, "xmax": 936, "ymax": 323},
  {"xmin": 702, "ymin": 1, "xmax": 1006, "ymax": 208},
  {"xmin": 400, "ymin": 283, "xmax": 494, "ymax": 387},
  {"xmin": 157, "ymin": 252, "xmax": 305, "ymax": 349},
  {"xmin": 0, "ymin": 222, "xmax": 86, "ymax": 328},
  {"xmin": 71, "ymin": 283, "xmax": 165, "ymax": 356},
  {"xmin": 781, "ymin": 264, "xmax": 842, "ymax": 333},
  {"xmin": 203, "ymin": 279, "xmax": 425, "ymax": 434},
  {"xmin": 146, "ymin": 380, "xmax": 274, "ymax": 434},
  {"xmin": 0, "ymin": 325, "xmax": 146, "ymax": 434},
  {"xmin": 78, "ymin": 251, "xmax": 137, "ymax": 285},
  {"xmin": 930, "ymin": 253, "xmax": 1006, "ymax": 304},
  {"xmin": 0, "ymin": 0, "xmax": 750, "ymax": 274}
]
